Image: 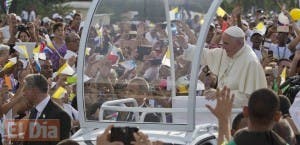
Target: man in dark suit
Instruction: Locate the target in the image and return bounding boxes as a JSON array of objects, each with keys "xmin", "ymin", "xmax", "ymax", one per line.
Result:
[{"xmin": 22, "ymin": 74, "xmax": 71, "ymax": 145}]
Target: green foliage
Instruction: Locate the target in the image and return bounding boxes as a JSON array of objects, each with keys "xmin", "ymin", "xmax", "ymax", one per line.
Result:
[
  {"xmin": 9, "ymin": 0, "xmax": 72, "ymax": 17},
  {"xmin": 96, "ymin": 0, "xmax": 166, "ymax": 23},
  {"xmin": 221, "ymin": 0, "xmax": 299, "ymax": 13}
]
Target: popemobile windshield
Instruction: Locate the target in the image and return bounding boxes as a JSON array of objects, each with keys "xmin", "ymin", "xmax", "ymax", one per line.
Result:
[{"xmin": 72, "ymin": 0, "xmax": 242, "ymax": 144}]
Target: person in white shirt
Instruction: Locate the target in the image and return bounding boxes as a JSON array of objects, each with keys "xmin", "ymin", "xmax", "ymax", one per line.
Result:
[
  {"xmin": 28, "ymin": 9, "xmax": 36, "ymax": 22},
  {"xmin": 145, "ymin": 29, "xmax": 159, "ymax": 46},
  {"xmin": 179, "ymin": 26, "xmax": 267, "ymax": 107},
  {"xmin": 250, "ymin": 31, "xmax": 265, "ymax": 61},
  {"xmin": 268, "ymin": 32, "xmax": 292, "ymax": 60},
  {"xmin": 21, "ymin": 9, "xmax": 29, "ymax": 22}
]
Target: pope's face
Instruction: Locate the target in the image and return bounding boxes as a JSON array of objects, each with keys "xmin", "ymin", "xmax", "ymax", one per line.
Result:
[{"xmin": 222, "ymin": 33, "xmax": 241, "ymax": 57}]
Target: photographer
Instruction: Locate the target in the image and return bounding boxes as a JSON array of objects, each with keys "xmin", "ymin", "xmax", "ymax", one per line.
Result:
[{"xmin": 16, "ymin": 24, "xmax": 30, "ymax": 42}]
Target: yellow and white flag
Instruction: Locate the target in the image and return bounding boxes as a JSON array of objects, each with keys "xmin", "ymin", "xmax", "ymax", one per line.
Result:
[
  {"xmin": 162, "ymin": 48, "xmax": 171, "ymax": 67},
  {"xmin": 1, "ymin": 57, "xmax": 17, "ymax": 71},
  {"xmin": 85, "ymin": 47, "xmax": 91, "ymax": 56},
  {"xmin": 217, "ymin": 7, "xmax": 227, "ymax": 17},
  {"xmin": 255, "ymin": 22, "xmax": 266, "ymax": 35},
  {"xmin": 280, "ymin": 67, "xmax": 287, "ymax": 85},
  {"xmin": 52, "ymin": 87, "xmax": 67, "ymax": 99},
  {"xmin": 45, "ymin": 34, "xmax": 55, "ymax": 50},
  {"xmin": 170, "ymin": 7, "xmax": 179, "ymax": 20},
  {"xmin": 14, "ymin": 45, "xmax": 29, "ymax": 59},
  {"xmin": 56, "ymin": 62, "xmax": 75, "ymax": 76}
]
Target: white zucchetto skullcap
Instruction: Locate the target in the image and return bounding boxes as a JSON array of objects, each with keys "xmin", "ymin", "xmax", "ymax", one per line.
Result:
[{"xmin": 224, "ymin": 26, "xmax": 245, "ymax": 38}]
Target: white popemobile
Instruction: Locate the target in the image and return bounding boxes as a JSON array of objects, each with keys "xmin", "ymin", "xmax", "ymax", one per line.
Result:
[{"xmin": 71, "ymin": 0, "xmax": 241, "ymax": 144}]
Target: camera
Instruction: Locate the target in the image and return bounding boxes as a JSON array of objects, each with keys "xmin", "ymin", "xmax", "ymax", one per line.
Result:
[
  {"xmin": 16, "ymin": 24, "xmax": 28, "ymax": 32},
  {"xmin": 110, "ymin": 126, "xmax": 139, "ymax": 145},
  {"xmin": 39, "ymin": 27, "xmax": 48, "ymax": 35}
]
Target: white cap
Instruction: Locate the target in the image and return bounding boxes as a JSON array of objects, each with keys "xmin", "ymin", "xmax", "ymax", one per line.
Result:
[
  {"xmin": 224, "ymin": 26, "xmax": 245, "ymax": 38},
  {"xmin": 65, "ymin": 15, "xmax": 73, "ymax": 21},
  {"xmin": 42, "ymin": 17, "xmax": 51, "ymax": 24},
  {"xmin": 52, "ymin": 13, "xmax": 62, "ymax": 20},
  {"xmin": 251, "ymin": 29, "xmax": 264, "ymax": 37}
]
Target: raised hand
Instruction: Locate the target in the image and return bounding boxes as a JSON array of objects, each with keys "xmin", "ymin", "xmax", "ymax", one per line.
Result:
[
  {"xmin": 206, "ymin": 86, "xmax": 234, "ymax": 144},
  {"xmin": 206, "ymin": 86, "xmax": 234, "ymax": 121}
]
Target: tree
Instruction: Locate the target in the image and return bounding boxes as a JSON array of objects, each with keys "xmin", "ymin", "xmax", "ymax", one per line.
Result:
[
  {"xmin": 7, "ymin": 0, "xmax": 71, "ymax": 17},
  {"xmin": 221, "ymin": 0, "xmax": 297, "ymax": 14}
]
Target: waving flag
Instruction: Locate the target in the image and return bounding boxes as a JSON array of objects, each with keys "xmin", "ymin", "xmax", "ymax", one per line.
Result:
[
  {"xmin": 255, "ymin": 22, "xmax": 266, "ymax": 35},
  {"xmin": 45, "ymin": 35, "xmax": 55, "ymax": 50},
  {"xmin": 54, "ymin": 62, "xmax": 75, "ymax": 77},
  {"xmin": 1, "ymin": 57, "xmax": 17, "ymax": 72},
  {"xmin": 280, "ymin": 67, "xmax": 287, "ymax": 85},
  {"xmin": 170, "ymin": 7, "xmax": 179, "ymax": 20},
  {"xmin": 14, "ymin": 45, "xmax": 29, "ymax": 59},
  {"xmin": 45, "ymin": 34, "xmax": 63, "ymax": 58},
  {"xmin": 162, "ymin": 48, "xmax": 171, "ymax": 67},
  {"xmin": 65, "ymin": 74, "xmax": 90, "ymax": 85},
  {"xmin": 52, "ymin": 87, "xmax": 67, "ymax": 99},
  {"xmin": 33, "ymin": 42, "xmax": 46, "ymax": 54},
  {"xmin": 217, "ymin": 7, "xmax": 227, "ymax": 17}
]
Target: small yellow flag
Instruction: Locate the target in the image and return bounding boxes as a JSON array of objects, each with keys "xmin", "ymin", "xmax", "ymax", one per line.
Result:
[
  {"xmin": 280, "ymin": 67, "xmax": 287, "ymax": 85},
  {"xmin": 56, "ymin": 62, "xmax": 75, "ymax": 76},
  {"xmin": 33, "ymin": 44, "xmax": 40, "ymax": 54},
  {"xmin": 177, "ymin": 84, "xmax": 188, "ymax": 93},
  {"xmin": 85, "ymin": 47, "xmax": 91, "ymax": 56},
  {"xmin": 217, "ymin": 7, "xmax": 227, "ymax": 17},
  {"xmin": 162, "ymin": 48, "xmax": 171, "ymax": 67},
  {"xmin": 52, "ymin": 87, "xmax": 67, "ymax": 99},
  {"xmin": 1, "ymin": 57, "xmax": 17, "ymax": 72},
  {"xmin": 69, "ymin": 93, "xmax": 76, "ymax": 101},
  {"xmin": 45, "ymin": 34, "xmax": 55, "ymax": 50},
  {"xmin": 171, "ymin": 7, "xmax": 179, "ymax": 13},
  {"xmin": 256, "ymin": 22, "xmax": 265, "ymax": 31}
]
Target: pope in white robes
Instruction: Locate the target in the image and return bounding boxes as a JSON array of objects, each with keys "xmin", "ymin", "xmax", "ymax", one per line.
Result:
[{"xmin": 183, "ymin": 26, "xmax": 267, "ymax": 107}]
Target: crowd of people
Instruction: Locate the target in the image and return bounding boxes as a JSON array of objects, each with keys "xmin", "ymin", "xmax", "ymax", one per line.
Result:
[
  {"xmin": 0, "ymin": 1, "xmax": 300, "ymax": 145},
  {"xmin": 0, "ymin": 10, "xmax": 81, "ymax": 144}
]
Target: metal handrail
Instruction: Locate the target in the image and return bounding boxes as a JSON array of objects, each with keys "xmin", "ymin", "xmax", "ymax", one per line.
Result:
[{"xmin": 99, "ymin": 98, "xmax": 139, "ymax": 121}]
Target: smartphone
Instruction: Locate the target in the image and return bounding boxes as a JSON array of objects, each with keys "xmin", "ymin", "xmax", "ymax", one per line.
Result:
[
  {"xmin": 110, "ymin": 126, "xmax": 139, "ymax": 145},
  {"xmin": 150, "ymin": 59, "xmax": 162, "ymax": 65}
]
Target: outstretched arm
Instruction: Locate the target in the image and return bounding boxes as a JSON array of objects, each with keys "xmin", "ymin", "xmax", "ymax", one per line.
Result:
[{"xmin": 206, "ymin": 86, "xmax": 234, "ymax": 145}]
